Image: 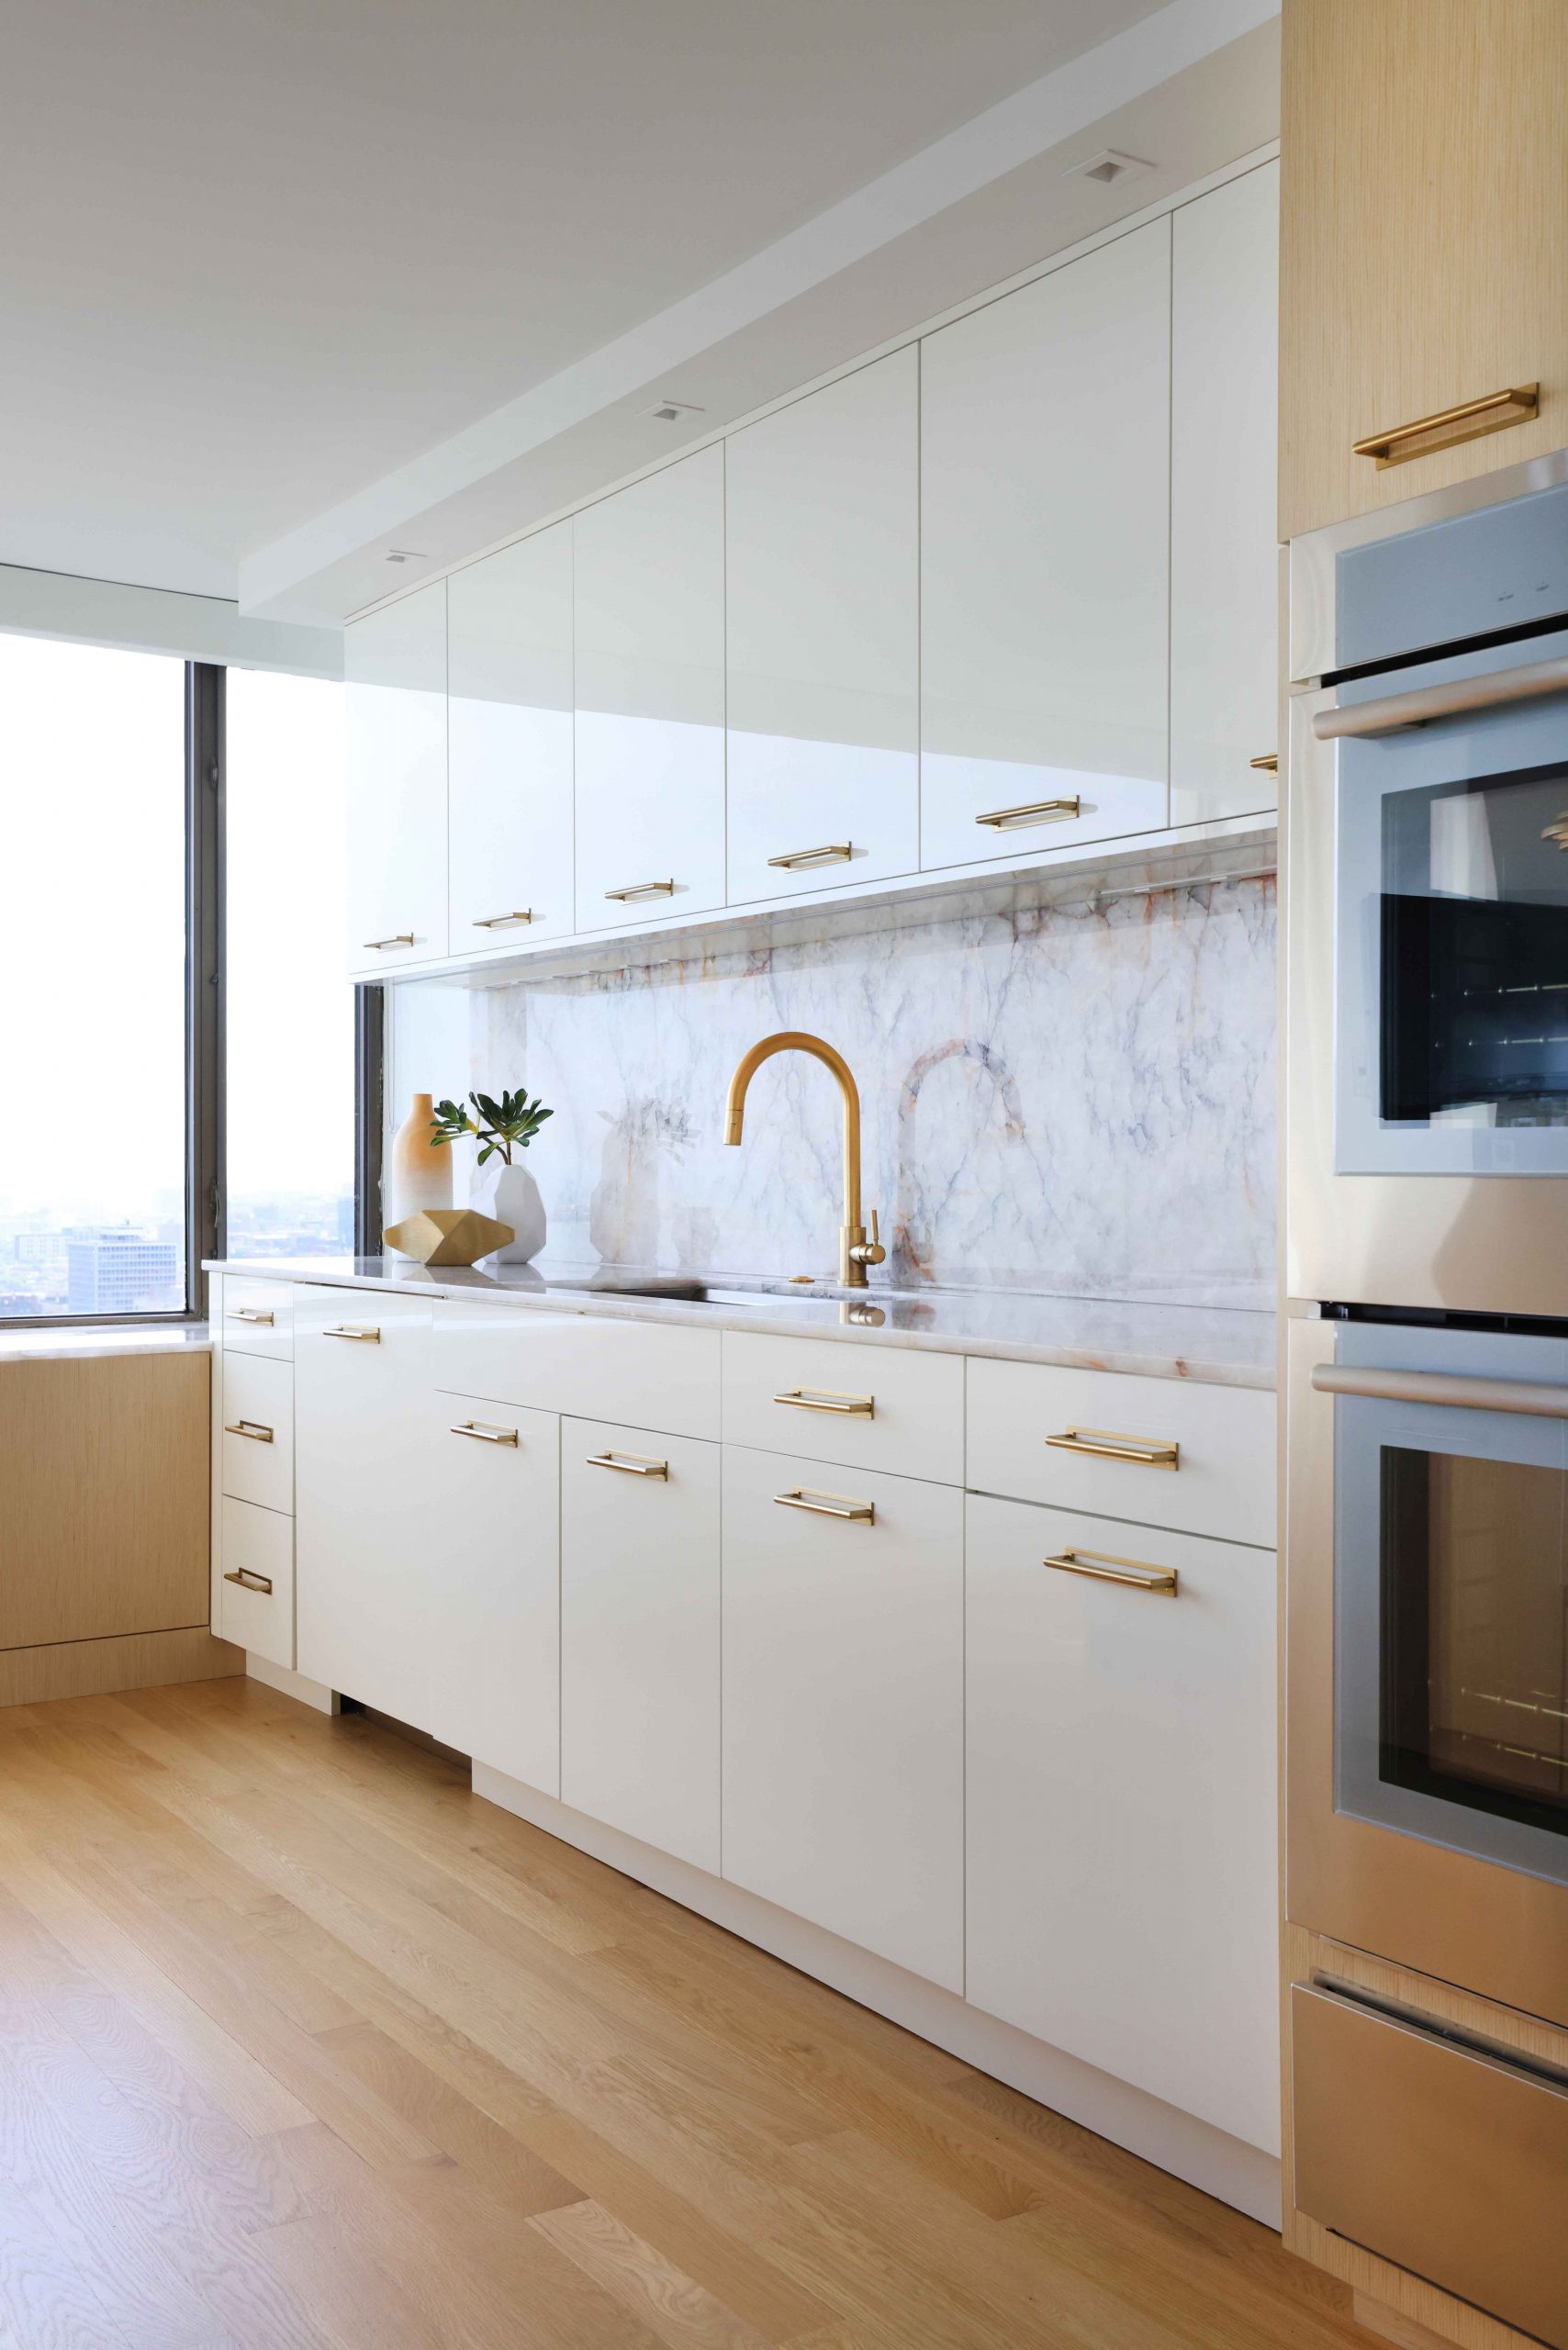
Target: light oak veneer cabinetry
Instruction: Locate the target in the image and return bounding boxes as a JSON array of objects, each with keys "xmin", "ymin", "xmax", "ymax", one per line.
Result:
[{"xmin": 1280, "ymin": 0, "xmax": 1568, "ymax": 543}]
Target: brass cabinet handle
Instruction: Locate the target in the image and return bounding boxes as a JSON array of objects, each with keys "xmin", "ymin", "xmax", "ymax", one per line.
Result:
[
  {"xmin": 774, "ymin": 1486, "xmax": 875, "ymax": 1523},
  {"xmin": 473, "ymin": 910, "xmax": 534, "ymax": 930},
  {"xmin": 227, "ymin": 1306, "xmax": 274, "ymax": 1326},
  {"xmin": 1044, "ymin": 1547, "xmax": 1177, "ymax": 1596},
  {"xmin": 975, "ymin": 798, "xmax": 1081, "ymax": 831},
  {"xmin": 587, "ymin": 1449, "xmax": 669, "ymax": 1478},
  {"xmin": 363, "ymin": 933, "xmax": 416, "ymax": 950},
  {"xmin": 1353, "ymin": 383, "xmax": 1538, "ymax": 469},
  {"xmin": 451, "ymin": 1419, "xmax": 520, "ymax": 1445},
  {"xmin": 1249, "ymin": 753, "xmax": 1278, "ymax": 773},
  {"xmin": 1312, "ymin": 1362, "xmax": 1568, "ymax": 1418},
  {"xmin": 605, "ymin": 879, "xmax": 675, "ymax": 903},
  {"xmin": 323, "ymin": 1324, "xmax": 380, "ymax": 1342},
  {"xmin": 1314, "ymin": 655, "xmax": 1568, "ymax": 742},
  {"xmin": 224, "ymin": 1419, "xmax": 274, "ymax": 1444},
  {"xmin": 767, "ymin": 843, "xmax": 853, "ymax": 871},
  {"xmin": 773, "ymin": 1386, "xmax": 874, "ymax": 1417},
  {"xmin": 1047, "ymin": 1425, "xmax": 1180, "ymax": 1470},
  {"xmin": 222, "ymin": 1567, "xmax": 274, "ymax": 1596}
]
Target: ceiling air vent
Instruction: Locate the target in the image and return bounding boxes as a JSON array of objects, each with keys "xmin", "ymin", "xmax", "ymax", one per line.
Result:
[
  {"xmin": 1063, "ymin": 149, "xmax": 1152, "ymax": 187},
  {"xmin": 648, "ymin": 398, "xmax": 704, "ymax": 423}
]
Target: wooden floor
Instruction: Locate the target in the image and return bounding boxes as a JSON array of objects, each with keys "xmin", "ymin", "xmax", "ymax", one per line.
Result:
[{"xmin": 0, "ymin": 1676, "xmax": 1381, "ymax": 2350}]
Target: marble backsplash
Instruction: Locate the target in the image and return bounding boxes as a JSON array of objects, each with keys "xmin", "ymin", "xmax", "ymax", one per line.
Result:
[{"xmin": 389, "ymin": 867, "xmax": 1278, "ymax": 1306}]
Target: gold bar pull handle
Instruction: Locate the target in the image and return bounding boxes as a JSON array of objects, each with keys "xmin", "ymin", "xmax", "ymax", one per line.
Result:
[
  {"xmin": 224, "ymin": 1419, "xmax": 274, "ymax": 1444},
  {"xmin": 451, "ymin": 1420, "xmax": 520, "ymax": 1445},
  {"xmin": 975, "ymin": 798, "xmax": 1081, "ymax": 832},
  {"xmin": 773, "ymin": 1386, "xmax": 875, "ymax": 1417},
  {"xmin": 1249, "ymin": 753, "xmax": 1278, "ymax": 773},
  {"xmin": 767, "ymin": 843, "xmax": 853, "ymax": 871},
  {"xmin": 587, "ymin": 1450, "xmax": 669, "ymax": 1478},
  {"xmin": 323, "ymin": 1324, "xmax": 381, "ymax": 1343},
  {"xmin": 1353, "ymin": 383, "xmax": 1538, "ymax": 469},
  {"xmin": 605, "ymin": 879, "xmax": 676, "ymax": 903},
  {"xmin": 227, "ymin": 1306, "xmax": 274, "ymax": 1326},
  {"xmin": 1047, "ymin": 1426, "xmax": 1180, "ymax": 1470},
  {"xmin": 363, "ymin": 933, "xmax": 416, "ymax": 950},
  {"xmin": 472, "ymin": 911, "xmax": 533, "ymax": 930},
  {"xmin": 774, "ymin": 1487, "xmax": 875, "ymax": 1523},
  {"xmin": 222, "ymin": 1567, "xmax": 274, "ymax": 1597},
  {"xmin": 1044, "ymin": 1548, "xmax": 1178, "ymax": 1596}
]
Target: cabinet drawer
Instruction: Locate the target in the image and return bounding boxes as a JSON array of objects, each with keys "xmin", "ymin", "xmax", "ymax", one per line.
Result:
[
  {"xmin": 965, "ymin": 1356, "xmax": 1274, "ymax": 1546},
  {"xmin": 221, "ymin": 1278, "xmax": 295, "ymax": 1360},
  {"xmin": 432, "ymin": 1301, "xmax": 720, "ymax": 1440},
  {"xmin": 218, "ymin": 1495, "xmax": 295, "ymax": 1669},
  {"xmin": 966, "ymin": 1492, "xmax": 1278, "ymax": 2151},
  {"xmin": 219, "ymin": 1352, "xmax": 293, "ymax": 1513},
  {"xmin": 721, "ymin": 1331, "xmax": 963, "ymax": 1484}
]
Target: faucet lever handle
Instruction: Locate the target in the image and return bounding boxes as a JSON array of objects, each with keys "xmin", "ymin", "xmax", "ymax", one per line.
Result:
[{"xmin": 851, "ymin": 1209, "xmax": 887, "ymax": 1269}]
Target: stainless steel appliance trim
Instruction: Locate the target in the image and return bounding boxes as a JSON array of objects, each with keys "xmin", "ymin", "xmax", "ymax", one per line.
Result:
[{"xmin": 1312, "ymin": 1362, "xmax": 1568, "ymax": 1417}]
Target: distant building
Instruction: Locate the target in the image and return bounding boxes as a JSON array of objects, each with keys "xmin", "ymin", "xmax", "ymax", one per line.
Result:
[
  {"xmin": 13, "ymin": 1230, "xmax": 70, "ymax": 1270},
  {"xmin": 66, "ymin": 1227, "xmax": 181, "ymax": 1314}
]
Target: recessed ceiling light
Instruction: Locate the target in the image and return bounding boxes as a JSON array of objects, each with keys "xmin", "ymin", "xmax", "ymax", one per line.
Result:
[
  {"xmin": 1063, "ymin": 148, "xmax": 1152, "ymax": 187},
  {"xmin": 386, "ymin": 549, "xmax": 427, "ymax": 565},
  {"xmin": 648, "ymin": 399, "xmax": 704, "ymax": 423}
]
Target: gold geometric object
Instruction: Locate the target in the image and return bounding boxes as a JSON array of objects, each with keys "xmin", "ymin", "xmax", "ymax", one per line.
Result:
[{"xmin": 383, "ymin": 1208, "xmax": 515, "ymax": 1266}]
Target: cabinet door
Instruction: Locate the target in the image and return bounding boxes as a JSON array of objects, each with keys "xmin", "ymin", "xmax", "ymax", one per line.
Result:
[
  {"xmin": 965, "ymin": 1493, "xmax": 1280, "ymax": 2153},
  {"xmin": 721, "ymin": 1445, "xmax": 963, "ymax": 1990},
  {"xmin": 345, "ymin": 582, "xmax": 448, "ymax": 975},
  {"xmin": 1280, "ymin": 0, "xmax": 1568, "ymax": 542},
  {"xmin": 560, "ymin": 1419, "xmax": 720, "ymax": 1870},
  {"xmin": 725, "ymin": 352, "xmax": 918, "ymax": 903},
  {"xmin": 425, "ymin": 1394, "xmax": 559, "ymax": 1793},
  {"xmin": 448, "ymin": 524, "xmax": 575, "ymax": 953},
  {"xmin": 1170, "ymin": 164, "xmax": 1280, "ymax": 826},
  {"xmin": 920, "ymin": 220, "xmax": 1170, "ymax": 870},
  {"xmin": 294, "ymin": 1287, "xmax": 434, "ymax": 1726},
  {"xmin": 574, "ymin": 447, "xmax": 725, "ymax": 931}
]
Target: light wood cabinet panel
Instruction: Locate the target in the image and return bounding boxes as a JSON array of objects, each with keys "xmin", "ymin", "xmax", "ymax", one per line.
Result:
[
  {"xmin": 920, "ymin": 219, "xmax": 1170, "ymax": 869},
  {"xmin": 966, "ymin": 1493, "xmax": 1280, "ymax": 2152},
  {"xmin": 345, "ymin": 580, "xmax": 448, "ymax": 974},
  {"xmin": 1280, "ymin": 0, "xmax": 1568, "ymax": 543},
  {"xmin": 725, "ymin": 352, "xmax": 918, "ymax": 903},
  {"xmin": 447, "ymin": 523, "xmax": 575, "ymax": 951},
  {"xmin": 561, "ymin": 1418, "xmax": 720, "ymax": 1869},
  {"xmin": 1170, "ymin": 162, "xmax": 1280, "ymax": 823},
  {"xmin": 721, "ymin": 1444, "xmax": 963, "ymax": 1990},
  {"xmin": 422, "ymin": 1393, "xmax": 560, "ymax": 1793},
  {"xmin": 574, "ymin": 447, "xmax": 725, "ymax": 931}
]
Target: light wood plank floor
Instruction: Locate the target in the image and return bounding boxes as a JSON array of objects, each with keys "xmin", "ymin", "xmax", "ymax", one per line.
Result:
[{"xmin": 0, "ymin": 1675, "xmax": 1381, "ymax": 2350}]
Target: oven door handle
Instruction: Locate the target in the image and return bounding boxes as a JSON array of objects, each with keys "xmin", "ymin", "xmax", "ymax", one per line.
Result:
[
  {"xmin": 1313, "ymin": 654, "xmax": 1568, "ymax": 742},
  {"xmin": 1313, "ymin": 1363, "xmax": 1568, "ymax": 1418}
]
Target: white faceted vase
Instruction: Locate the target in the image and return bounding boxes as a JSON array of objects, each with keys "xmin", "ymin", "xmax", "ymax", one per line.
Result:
[{"xmin": 483, "ymin": 1159, "xmax": 546, "ymax": 1264}]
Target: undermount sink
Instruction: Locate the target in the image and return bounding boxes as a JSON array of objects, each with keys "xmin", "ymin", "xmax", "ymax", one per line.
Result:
[{"xmin": 557, "ymin": 1277, "xmax": 765, "ymax": 1307}]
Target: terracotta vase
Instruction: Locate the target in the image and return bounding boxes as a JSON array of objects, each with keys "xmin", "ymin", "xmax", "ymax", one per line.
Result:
[{"xmin": 385, "ymin": 1092, "xmax": 452, "ymax": 1254}]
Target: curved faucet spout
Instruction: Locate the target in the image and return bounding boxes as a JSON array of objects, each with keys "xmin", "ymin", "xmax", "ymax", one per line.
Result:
[{"xmin": 723, "ymin": 1030, "xmax": 884, "ymax": 1287}]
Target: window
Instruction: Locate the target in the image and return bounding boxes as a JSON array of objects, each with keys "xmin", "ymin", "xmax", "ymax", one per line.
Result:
[
  {"xmin": 0, "ymin": 636, "xmax": 188, "ymax": 1317},
  {"xmin": 226, "ymin": 668, "xmax": 353, "ymax": 1258}
]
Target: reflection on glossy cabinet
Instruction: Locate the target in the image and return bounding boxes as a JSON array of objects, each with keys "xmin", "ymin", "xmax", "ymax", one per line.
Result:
[
  {"xmin": 920, "ymin": 219, "xmax": 1170, "ymax": 870},
  {"xmin": 1170, "ymin": 163, "xmax": 1280, "ymax": 825},
  {"xmin": 726, "ymin": 351, "xmax": 918, "ymax": 903},
  {"xmin": 721, "ymin": 1445, "xmax": 964, "ymax": 1991},
  {"xmin": 424, "ymin": 1393, "xmax": 560, "ymax": 1793},
  {"xmin": 345, "ymin": 581, "xmax": 448, "ymax": 975},
  {"xmin": 1281, "ymin": 0, "xmax": 1568, "ymax": 543},
  {"xmin": 448, "ymin": 524, "xmax": 574, "ymax": 950},
  {"xmin": 573, "ymin": 446, "xmax": 725, "ymax": 931},
  {"xmin": 965, "ymin": 1492, "xmax": 1280, "ymax": 2153},
  {"xmin": 560, "ymin": 1419, "xmax": 720, "ymax": 1870}
]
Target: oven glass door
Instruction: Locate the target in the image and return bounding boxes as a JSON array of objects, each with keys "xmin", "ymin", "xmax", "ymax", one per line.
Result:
[
  {"xmin": 1336, "ymin": 1330, "xmax": 1568, "ymax": 1886},
  {"xmin": 1334, "ymin": 632, "xmax": 1568, "ymax": 1175}
]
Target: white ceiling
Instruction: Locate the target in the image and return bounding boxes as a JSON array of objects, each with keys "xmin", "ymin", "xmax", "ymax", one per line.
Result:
[{"xmin": 0, "ymin": 0, "xmax": 1277, "ymax": 623}]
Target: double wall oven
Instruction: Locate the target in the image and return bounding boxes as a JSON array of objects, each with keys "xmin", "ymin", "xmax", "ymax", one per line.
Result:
[{"xmin": 1285, "ymin": 460, "xmax": 1568, "ymax": 2344}]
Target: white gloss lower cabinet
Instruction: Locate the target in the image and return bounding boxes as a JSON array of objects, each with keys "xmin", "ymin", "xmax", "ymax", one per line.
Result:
[
  {"xmin": 965, "ymin": 1493, "xmax": 1280, "ymax": 2153},
  {"xmin": 294, "ymin": 1288, "xmax": 434, "ymax": 1728},
  {"xmin": 560, "ymin": 1419, "xmax": 720, "ymax": 1870},
  {"xmin": 425, "ymin": 1395, "xmax": 560, "ymax": 1794},
  {"xmin": 720, "ymin": 1445, "xmax": 964, "ymax": 1991}
]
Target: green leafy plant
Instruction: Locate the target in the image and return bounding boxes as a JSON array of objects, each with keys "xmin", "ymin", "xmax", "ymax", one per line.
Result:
[{"xmin": 430, "ymin": 1089, "xmax": 553, "ymax": 1167}]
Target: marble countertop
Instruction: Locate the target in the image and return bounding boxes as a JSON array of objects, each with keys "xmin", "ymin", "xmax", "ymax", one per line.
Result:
[
  {"xmin": 0, "ymin": 1320, "xmax": 211, "ymax": 1366},
  {"xmin": 208, "ymin": 1259, "xmax": 1275, "ymax": 1388}
]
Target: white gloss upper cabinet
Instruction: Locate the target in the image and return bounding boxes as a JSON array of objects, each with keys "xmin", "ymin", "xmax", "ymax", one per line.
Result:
[
  {"xmin": 1170, "ymin": 163, "xmax": 1280, "ymax": 826},
  {"xmin": 345, "ymin": 580, "xmax": 449, "ymax": 975},
  {"xmin": 725, "ymin": 352, "xmax": 919, "ymax": 903},
  {"xmin": 447, "ymin": 524, "xmax": 575, "ymax": 951},
  {"xmin": 573, "ymin": 447, "xmax": 726, "ymax": 932},
  {"xmin": 920, "ymin": 219, "xmax": 1170, "ymax": 869}
]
